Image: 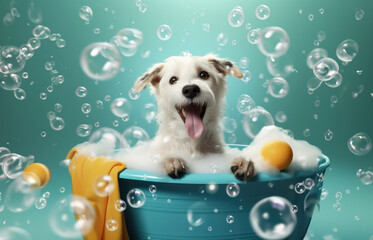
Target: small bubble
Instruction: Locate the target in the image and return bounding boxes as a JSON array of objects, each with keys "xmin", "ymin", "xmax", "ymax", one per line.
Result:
[
  {"xmin": 217, "ymin": 33, "xmax": 229, "ymax": 46},
  {"xmin": 333, "ymin": 202, "xmax": 341, "ymax": 211},
  {"xmin": 226, "ymin": 215, "xmax": 234, "ymax": 224},
  {"xmin": 294, "ymin": 182, "xmax": 305, "ymax": 194},
  {"xmin": 35, "ymin": 197, "xmax": 47, "ymax": 209},
  {"xmin": 207, "ymin": 226, "xmax": 213, "ymax": 231},
  {"xmin": 335, "ymin": 192, "xmax": 342, "ymax": 201},
  {"xmin": 355, "ymin": 9, "xmax": 364, "ymax": 21},
  {"xmin": 319, "ymin": 8, "xmax": 324, "ymax": 14},
  {"xmin": 76, "ymin": 86, "xmax": 87, "ymax": 97},
  {"xmin": 113, "ymin": 120, "xmax": 119, "ymax": 127},
  {"xmin": 308, "ymin": 14, "xmax": 314, "ymax": 21},
  {"xmin": 40, "ymin": 92, "xmax": 47, "ymax": 100},
  {"xmin": 324, "ymin": 129, "xmax": 333, "ymax": 141},
  {"xmin": 60, "ymin": 187, "xmax": 65, "ymax": 193},
  {"xmin": 41, "ymin": 131, "xmax": 47, "ymax": 137},
  {"xmin": 157, "ymin": 24, "xmax": 172, "ymax": 41},
  {"xmin": 54, "ymin": 103, "xmax": 62, "ymax": 113},
  {"xmin": 106, "ymin": 219, "xmax": 118, "ymax": 231},
  {"xmin": 148, "ymin": 185, "xmax": 157, "ymax": 194},
  {"xmin": 81, "ymin": 103, "xmax": 91, "ymax": 114},
  {"xmin": 303, "ymin": 129, "xmax": 311, "ymax": 137},
  {"xmin": 14, "ymin": 88, "xmax": 26, "ymax": 100},
  {"xmin": 93, "ymin": 28, "xmax": 100, "ymax": 34},
  {"xmin": 226, "ymin": 184, "xmax": 240, "ymax": 197},
  {"xmin": 50, "ymin": 117, "xmax": 65, "ymax": 131},
  {"xmin": 256, "ymin": 5, "xmax": 270, "ymax": 20},
  {"xmin": 22, "ymin": 72, "xmax": 29, "ymax": 79},
  {"xmin": 291, "ymin": 205, "xmax": 298, "ymax": 213},
  {"xmin": 114, "ymin": 199, "xmax": 127, "ymax": 212},
  {"xmin": 128, "ymin": 88, "xmax": 140, "ymax": 100},
  {"xmin": 56, "ymin": 38, "xmax": 66, "ymax": 48}
]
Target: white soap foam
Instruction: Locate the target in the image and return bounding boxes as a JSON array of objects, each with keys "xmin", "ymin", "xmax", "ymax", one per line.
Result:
[{"xmin": 75, "ymin": 125, "xmax": 322, "ymax": 176}]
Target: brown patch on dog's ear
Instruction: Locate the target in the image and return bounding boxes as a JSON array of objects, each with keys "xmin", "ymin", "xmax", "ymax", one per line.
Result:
[
  {"xmin": 134, "ymin": 63, "xmax": 164, "ymax": 93},
  {"xmin": 206, "ymin": 54, "xmax": 243, "ymax": 78}
]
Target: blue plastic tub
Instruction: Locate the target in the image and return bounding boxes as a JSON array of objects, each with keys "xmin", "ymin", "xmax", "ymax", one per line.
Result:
[{"xmin": 118, "ymin": 145, "xmax": 329, "ymax": 240}]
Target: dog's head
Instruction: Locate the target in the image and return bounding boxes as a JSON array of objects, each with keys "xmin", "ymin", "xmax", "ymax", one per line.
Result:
[{"xmin": 134, "ymin": 54, "xmax": 242, "ymax": 139}]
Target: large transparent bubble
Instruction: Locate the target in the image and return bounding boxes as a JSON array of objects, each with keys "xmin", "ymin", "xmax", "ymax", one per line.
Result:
[
  {"xmin": 80, "ymin": 42, "xmax": 121, "ymax": 81},
  {"xmin": 256, "ymin": 5, "xmax": 270, "ymax": 20},
  {"xmin": 0, "ymin": 73, "xmax": 21, "ymax": 90},
  {"xmin": 243, "ymin": 106, "xmax": 274, "ymax": 139},
  {"xmin": 5, "ymin": 176, "xmax": 40, "ymax": 213},
  {"xmin": 258, "ymin": 27, "xmax": 290, "ymax": 58},
  {"xmin": 2, "ymin": 153, "xmax": 34, "ymax": 179},
  {"xmin": 126, "ymin": 188, "xmax": 146, "ymax": 208},
  {"xmin": 157, "ymin": 25, "xmax": 172, "ymax": 41},
  {"xmin": 268, "ymin": 77, "xmax": 289, "ymax": 98},
  {"xmin": 0, "ymin": 46, "xmax": 26, "ymax": 74},
  {"xmin": 111, "ymin": 97, "xmax": 131, "ymax": 118},
  {"xmin": 32, "ymin": 25, "xmax": 51, "ymax": 39},
  {"xmin": 0, "ymin": 227, "xmax": 32, "ymax": 240},
  {"xmin": 122, "ymin": 126, "xmax": 150, "ymax": 147},
  {"xmin": 49, "ymin": 195, "xmax": 96, "ymax": 238},
  {"xmin": 250, "ymin": 196, "xmax": 297, "ymax": 239},
  {"xmin": 306, "ymin": 48, "xmax": 328, "ymax": 69},
  {"xmin": 266, "ymin": 55, "xmax": 294, "ymax": 77},
  {"xmin": 79, "ymin": 6, "xmax": 93, "ymax": 22},
  {"xmin": 89, "ymin": 127, "xmax": 128, "ymax": 149},
  {"xmin": 313, "ymin": 58, "xmax": 339, "ymax": 81},
  {"xmin": 347, "ymin": 132, "xmax": 372, "ymax": 156},
  {"xmin": 187, "ymin": 201, "xmax": 208, "ymax": 227},
  {"xmin": 336, "ymin": 39, "xmax": 358, "ymax": 63},
  {"xmin": 228, "ymin": 6, "xmax": 244, "ymax": 27},
  {"xmin": 93, "ymin": 175, "xmax": 115, "ymax": 197},
  {"xmin": 324, "ymin": 72, "xmax": 342, "ymax": 88}
]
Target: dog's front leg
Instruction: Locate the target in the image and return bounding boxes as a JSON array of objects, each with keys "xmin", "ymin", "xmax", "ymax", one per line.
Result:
[
  {"xmin": 162, "ymin": 157, "xmax": 187, "ymax": 178},
  {"xmin": 231, "ymin": 157, "xmax": 255, "ymax": 181}
]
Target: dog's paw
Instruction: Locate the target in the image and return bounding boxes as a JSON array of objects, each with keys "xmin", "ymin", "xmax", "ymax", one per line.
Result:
[
  {"xmin": 231, "ymin": 157, "xmax": 255, "ymax": 181},
  {"xmin": 163, "ymin": 157, "xmax": 187, "ymax": 178}
]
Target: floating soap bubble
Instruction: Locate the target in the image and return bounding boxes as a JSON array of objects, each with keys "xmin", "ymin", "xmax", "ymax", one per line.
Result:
[
  {"xmin": 106, "ymin": 219, "xmax": 118, "ymax": 231},
  {"xmin": 32, "ymin": 25, "xmax": 50, "ymax": 39},
  {"xmin": 3, "ymin": 153, "xmax": 33, "ymax": 179},
  {"xmin": 306, "ymin": 48, "xmax": 328, "ymax": 69},
  {"xmin": 313, "ymin": 58, "xmax": 339, "ymax": 81},
  {"xmin": 324, "ymin": 129, "xmax": 333, "ymax": 141},
  {"xmin": 237, "ymin": 94, "xmax": 255, "ymax": 114},
  {"xmin": 0, "ymin": 73, "xmax": 21, "ymax": 90},
  {"xmin": 239, "ymin": 57, "xmax": 249, "ymax": 69},
  {"xmin": 0, "ymin": 46, "xmax": 26, "ymax": 74},
  {"xmin": 258, "ymin": 27, "xmax": 290, "ymax": 58},
  {"xmin": 317, "ymin": 31, "xmax": 326, "ymax": 42},
  {"xmin": 243, "ymin": 107, "xmax": 274, "ymax": 139},
  {"xmin": 110, "ymin": 35, "xmax": 138, "ymax": 57},
  {"xmin": 324, "ymin": 73, "xmax": 342, "ymax": 88},
  {"xmin": 76, "ymin": 124, "xmax": 92, "ymax": 137},
  {"xmin": 56, "ymin": 38, "xmax": 66, "ymax": 48},
  {"xmin": 143, "ymin": 103, "xmax": 156, "ymax": 123},
  {"xmin": 35, "ymin": 197, "xmax": 47, "ymax": 209},
  {"xmin": 336, "ymin": 39, "xmax": 358, "ymax": 62},
  {"xmin": 122, "ymin": 126, "xmax": 150, "ymax": 147},
  {"xmin": 268, "ymin": 77, "xmax": 289, "ymax": 98},
  {"xmin": 250, "ymin": 196, "xmax": 296, "ymax": 239},
  {"xmin": 19, "ymin": 44, "xmax": 34, "ymax": 60},
  {"xmin": 320, "ymin": 189, "xmax": 328, "ymax": 200},
  {"xmin": 80, "ymin": 42, "xmax": 121, "ymax": 81},
  {"xmin": 49, "ymin": 195, "xmax": 96, "ymax": 238},
  {"xmin": 187, "ymin": 201, "xmax": 207, "ymax": 227},
  {"xmin": 116, "ymin": 28, "xmax": 143, "ymax": 48},
  {"xmin": 247, "ymin": 28, "xmax": 261, "ymax": 44},
  {"xmin": 79, "ymin": 6, "xmax": 93, "ymax": 22},
  {"xmin": 111, "ymin": 97, "xmax": 131, "ymax": 118},
  {"xmin": 50, "ymin": 116, "xmax": 65, "ymax": 131},
  {"xmin": 256, "ymin": 5, "xmax": 270, "ymax": 20},
  {"xmin": 220, "ymin": 117, "xmax": 237, "ymax": 133},
  {"xmin": 304, "ymin": 178, "xmax": 315, "ymax": 190},
  {"xmin": 359, "ymin": 171, "xmax": 373, "ymax": 185},
  {"xmin": 60, "ymin": 187, "xmax": 65, "ymax": 193},
  {"xmin": 266, "ymin": 56, "xmax": 294, "ymax": 77},
  {"xmin": 347, "ymin": 132, "xmax": 372, "ymax": 156},
  {"xmin": 81, "ymin": 103, "xmax": 91, "ymax": 114},
  {"xmin": 44, "ymin": 61, "xmax": 55, "ymax": 71},
  {"xmin": 157, "ymin": 25, "xmax": 172, "ymax": 41},
  {"xmin": 294, "ymin": 182, "xmax": 305, "ymax": 194},
  {"xmin": 93, "ymin": 175, "xmax": 115, "ymax": 197},
  {"xmin": 43, "ymin": 192, "xmax": 51, "ymax": 198},
  {"xmin": 127, "ymin": 188, "xmax": 146, "ymax": 208},
  {"xmin": 5, "ymin": 176, "xmax": 40, "ymax": 213},
  {"xmin": 303, "ymin": 129, "xmax": 311, "ymax": 137},
  {"xmin": 89, "ymin": 127, "xmax": 128, "ymax": 149},
  {"xmin": 202, "ymin": 23, "xmax": 210, "ymax": 32},
  {"xmin": 226, "ymin": 215, "xmax": 234, "ymax": 224},
  {"xmin": 129, "ymin": 87, "xmax": 140, "ymax": 100},
  {"xmin": 217, "ymin": 33, "xmax": 229, "ymax": 46},
  {"xmin": 228, "ymin": 6, "xmax": 244, "ymax": 27},
  {"xmin": 226, "ymin": 183, "xmax": 240, "ymax": 197},
  {"xmin": 308, "ymin": 14, "xmax": 314, "ymax": 21},
  {"xmin": 275, "ymin": 111, "xmax": 287, "ymax": 123},
  {"xmin": 355, "ymin": 9, "xmax": 364, "ymax": 21},
  {"xmin": 28, "ymin": 37, "xmax": 41, "ymax": 50},
  {"xmin": 76, "ymin": 86, "xmax": 87, "ymax": 97},
  {"xmin": 114, "ymin": 199, "xmax": 127, "ymax": 212},
  {"xmin": 330, "ymin": 95, "xmax": 338, "ymax": 104},
  {"xmin": 0, "ymin": 227, "xmax": 32, "ymax": 240},
  {"xmin": 242, "ymin": 70, "xmax": 252, "ymax": 82}
]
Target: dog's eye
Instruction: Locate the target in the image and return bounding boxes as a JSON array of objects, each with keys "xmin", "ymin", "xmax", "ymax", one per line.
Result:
[
  {"xmin": 199, "ymin": 71, "xmax": 209, "ymax": 80},
  {"xmin": 169, "ymin": 76, "xmax": 178, "ymax": 85}
]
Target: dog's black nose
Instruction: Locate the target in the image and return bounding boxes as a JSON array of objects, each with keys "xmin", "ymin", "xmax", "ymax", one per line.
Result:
[{"xmin": 182, "ymin": 84, "xmax": 200, "ymax": 99}]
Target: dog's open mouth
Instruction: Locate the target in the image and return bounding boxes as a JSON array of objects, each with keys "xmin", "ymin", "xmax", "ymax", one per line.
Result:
[{"xmin": 176, "ymin": 103, "xmax": 207, "ymax": 139}]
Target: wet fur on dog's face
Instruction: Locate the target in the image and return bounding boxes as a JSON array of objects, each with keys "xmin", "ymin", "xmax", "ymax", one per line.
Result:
[{"xmin": 134, "ymin": 54, "xmax": 242, "ymax": 140}]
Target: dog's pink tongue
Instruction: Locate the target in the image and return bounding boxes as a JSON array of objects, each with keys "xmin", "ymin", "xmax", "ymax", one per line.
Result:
[{"xmin": 185, "ymin": 105, "xmax": 204, "ymax": 139}]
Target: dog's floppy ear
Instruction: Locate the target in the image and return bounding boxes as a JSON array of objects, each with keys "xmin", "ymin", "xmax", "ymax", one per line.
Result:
[
  {"xmin": 134, "ymin": 63, "xmax": 164, "ymax": 93},
  {"xmin": 206, "ymin": 54, "xmax": 243, "ymax": 78}
]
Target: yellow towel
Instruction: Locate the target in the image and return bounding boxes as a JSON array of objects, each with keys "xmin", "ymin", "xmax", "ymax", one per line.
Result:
[{"xmin": 67, "ymin": 148, "xmax": 129, "ymax": 240}]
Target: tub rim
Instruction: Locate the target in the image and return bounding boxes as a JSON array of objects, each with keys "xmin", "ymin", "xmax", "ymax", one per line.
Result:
[{"xmin": 118, "ymin": 144, "xmax": 329, "ymax": 184}]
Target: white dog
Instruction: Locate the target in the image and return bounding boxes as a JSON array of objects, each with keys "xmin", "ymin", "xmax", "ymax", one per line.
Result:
[{"xmin": 134, "ymin": 54, "xmax": 255, "ymax": 180}]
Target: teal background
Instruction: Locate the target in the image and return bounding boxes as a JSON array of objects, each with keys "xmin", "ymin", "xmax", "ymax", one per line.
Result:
[{"xmin": 0, "ymin": 0, "xmax": 372, "ymax": 239}]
